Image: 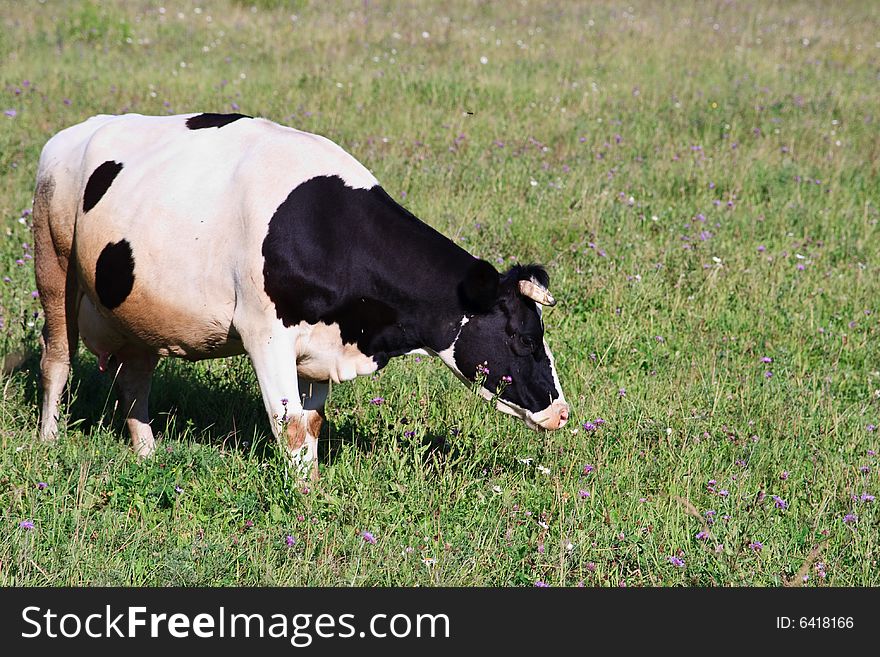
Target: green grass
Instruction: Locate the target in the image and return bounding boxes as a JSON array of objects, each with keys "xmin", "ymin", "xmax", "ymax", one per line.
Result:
[{"xmin": 1, "ymin": 0, "xmax": 878, "ymax": 586}]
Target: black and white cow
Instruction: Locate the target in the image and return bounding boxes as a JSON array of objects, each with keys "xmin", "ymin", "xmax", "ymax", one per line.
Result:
[{"xmin": 33, "ymin": 112, "xmax": 569, "ymax": 478}]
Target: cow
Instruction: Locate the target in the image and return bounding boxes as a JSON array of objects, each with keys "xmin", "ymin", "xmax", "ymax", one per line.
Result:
[{"xmin": 33, "ymin": 112, "xmax": 569, "ymax": 479}]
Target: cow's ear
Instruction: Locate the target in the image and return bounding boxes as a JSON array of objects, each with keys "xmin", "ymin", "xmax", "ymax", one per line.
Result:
[{"xmin": 459, "ymin": 259, "xmax": 499, "ymax": 313}]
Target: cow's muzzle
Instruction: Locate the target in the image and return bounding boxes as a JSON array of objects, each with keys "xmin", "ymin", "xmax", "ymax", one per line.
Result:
[{"xmin": 529, "ymin": 401, "xmax": 570, "ymax": 431}]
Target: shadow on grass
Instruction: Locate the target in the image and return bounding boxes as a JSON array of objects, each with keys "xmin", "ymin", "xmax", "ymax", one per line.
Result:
[
  {"xmin": 8, "ymin": 348, "xmax": 456, "ymax": 466},
  {"xmin": 319, "ymin": 413, "xmax": 457, "ymax": 470},
  {"xmin": 9, "ymin": 349, "xmax": 269, "ymax": 455}
]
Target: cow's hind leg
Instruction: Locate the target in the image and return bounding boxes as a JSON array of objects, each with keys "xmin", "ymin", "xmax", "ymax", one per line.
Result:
[
  {"xmin": 112, "ymin": 349, "xmax": 159, "ymax": 458},
  {"xmin": 33, "ymin": 176, "xmax": 78, "ymax": 442},
  {"xmin": 36, "ymin": 273, "xmax": 76, "ymax": 442}
]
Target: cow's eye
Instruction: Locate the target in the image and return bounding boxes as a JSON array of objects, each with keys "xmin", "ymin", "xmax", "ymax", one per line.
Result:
[{"xmin": 518, "ymin": 334, "xmax": 536, "ymax": 349}]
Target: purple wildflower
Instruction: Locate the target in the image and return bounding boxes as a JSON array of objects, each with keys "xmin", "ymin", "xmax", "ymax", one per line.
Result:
[
  {"xmin": 534, "ymin": 581, "xmax": 549, "ymax": 587},
  {"xmin": 780, "ymin": 471, "xmax": 789, "ymax": 480},
  {"xmin": 362, "ymin": 531, "xmax": 377, "ymax": 544},
  {"xmin": 748, "ymin": 541, "xmax": 763, "ymax": 552},
  {"xmin": 594, "ymin": 417, "xmax": 605, "ymax": 426},
  {"xmin": 37, "ymin": 482, "xmax": 48, "ymax": 490},
  {"xmin": 867, "ymin": 424, "xmax": 876, "ymax": 432},
  {"xmin": 285, "ymin": 535, "xmax": 296, "ymax": 547},
  {"xmin": 668, "ymin": 556, "xmax": 685, "ymax": 568},
  {"xmin": 4, "ymin": 109, "xmax": 17, "ymax": 118},
  {"xmin": 860, "ymin": 493, "xmax": 875, "ymax": 503},
  {"xmin": 618, "ymin": 388, "xmax": 626, "ymax": 397},
  {"xmin": 761, "ymin": 356, "xmax": 772, "ymax": 363},
  {"xmin": 369, "ymin": 397, "xmax": 384, "ymax": 405},
  {"xmin": 501, "ymin": 375, "xmax": 512, "ymax": 384},
  {"xmin": 695, "ymin": 531, "xmax": 709, "ymax": 540},
  {"xmin": 582, "ymin": 421, "xmax": 596, "ymax": 432},
  {"xmin": 860, "ymin": 466, "xmax": 870, "ymax": 474},
  {"xmin": 764, "ymin": 371, "xmax": 773, "ymax": 379},
  {"xmin": 771, "ymin": 495, "xmax": 788, "ymax": 510},
  {"xmin": 19, "ymin": 520, "xmax": 35, "ymax": 530},
  {"xmin": 582, "ymin": 464, "xmax": 595, "ymax": 475},
  {"xmin": 578, "ymin": 489, "xmax": 590, "ymax": 499},
  {"xmin": 843, "ymin": 513, "xmax": 857, "ymax": 524}
]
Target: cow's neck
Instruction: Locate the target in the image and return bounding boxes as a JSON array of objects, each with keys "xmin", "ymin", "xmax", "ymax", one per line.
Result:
[{"xmin": 354, "ymin": 187, "xmax": 477, "ymax": 363}]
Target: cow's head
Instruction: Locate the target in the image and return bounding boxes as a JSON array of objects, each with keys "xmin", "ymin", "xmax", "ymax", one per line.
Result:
[{"xmin": 437, "ymin": 260, "xmax": 569, "ymax": 431}]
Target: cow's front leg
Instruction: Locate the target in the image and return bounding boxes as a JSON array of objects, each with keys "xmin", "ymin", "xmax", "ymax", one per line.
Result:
[
  {"xmin": 245, "ymin": 329, "xmax": 319, "ymax": 479},
  {"xmin": 295, "ymin": 379, "xmax": 328, "ymax": 481}
]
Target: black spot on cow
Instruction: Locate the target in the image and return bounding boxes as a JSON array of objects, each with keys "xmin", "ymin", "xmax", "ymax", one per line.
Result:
[
  {"xmin": 95, "ymin": 240, "xmax": 135, "ymax": 309},
  {"xmin": 83, "ymin": 161, "xmax": 123, "ymax": 213},
  {"xmin": 262, "ymin": 175, "xmax": 485, "ymax": 363},
  {"xmin": 185, "ymin": 113, "xmax": 252, "ymax": 130}
]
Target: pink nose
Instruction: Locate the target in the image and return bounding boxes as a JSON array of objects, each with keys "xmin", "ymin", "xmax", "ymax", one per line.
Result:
[
  {"xmin": 537, "ymin": 402, "xmax": 569, "ymax": 430},
  {"xmin": 558, "ymin": 405, "xmax": 569, "ymax": 426}
]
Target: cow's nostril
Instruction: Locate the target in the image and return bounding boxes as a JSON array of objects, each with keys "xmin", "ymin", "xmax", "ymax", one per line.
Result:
[{"xmin": 559, "ymin": 406, "xmax": 569, "ymax": 422}]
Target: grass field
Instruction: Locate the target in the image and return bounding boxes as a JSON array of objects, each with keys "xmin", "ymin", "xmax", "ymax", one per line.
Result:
[{"xmin": 1, "ymin": 0, "xmax": 878, "ymax": 586}]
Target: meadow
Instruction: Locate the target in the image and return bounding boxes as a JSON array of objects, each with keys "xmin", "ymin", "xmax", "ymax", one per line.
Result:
[{"xmin": 0, "ymin": 0, "xmax": 878, "ymax": 586}]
